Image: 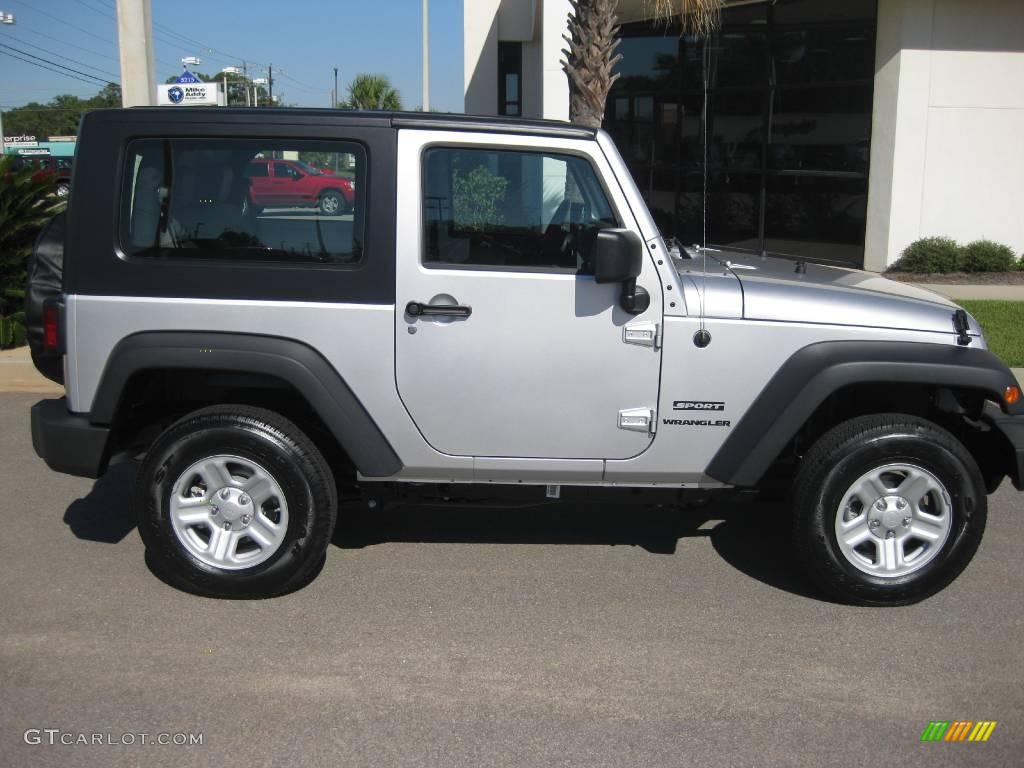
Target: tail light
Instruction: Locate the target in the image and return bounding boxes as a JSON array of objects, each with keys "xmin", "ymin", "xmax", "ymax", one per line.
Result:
[{"xmin": 43, "ymin": 300, "xmax": 61, "ymax": 352}]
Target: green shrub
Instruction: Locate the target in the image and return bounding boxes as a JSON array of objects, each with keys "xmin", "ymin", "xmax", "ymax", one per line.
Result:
[
  {"xmin": 961, "ymin": 239, "xmax": 1016, "ymax": 272},
  {"xmin": 0, "ymin": 311, "xmax": 26, "ymax": 349},
  {"xmin": 1018, "ymin": 253, "xmax": 1024, "ymax": 271},
  {"xmin": 888, "ymin": 237, "xmax": 961, "ymax": 273}
]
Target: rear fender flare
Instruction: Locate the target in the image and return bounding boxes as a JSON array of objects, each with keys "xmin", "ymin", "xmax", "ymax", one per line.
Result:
[{"xmin": 90, "ymin": 331, "xmax": 402, "ymax": 477}]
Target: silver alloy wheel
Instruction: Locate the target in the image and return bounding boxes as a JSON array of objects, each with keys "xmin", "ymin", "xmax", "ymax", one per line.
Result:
[
  {"xmin": 834, "ymin": 463, "xmax": 952, "ymax": 578},
  {"xmin": 168, "ymin": 454, "xmax": 289, "ymax": 570},
  {"xmin": 320, "ymin": 193, "xmax": 340, "ymax": 214},
  {"xmin": 56, "ymin": 183, "xmax": 70, "ymax": 198}
]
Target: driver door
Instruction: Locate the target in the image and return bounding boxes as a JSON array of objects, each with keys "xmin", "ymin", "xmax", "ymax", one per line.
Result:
[{"xmin": 395, "ymin": 131, "xmax": 663, "ymax": 460}]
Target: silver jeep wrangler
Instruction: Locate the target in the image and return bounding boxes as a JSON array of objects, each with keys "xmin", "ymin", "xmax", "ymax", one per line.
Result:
[{"xmin": 27, "ymin": 108, "xmax": 1024, "ymax": 603}]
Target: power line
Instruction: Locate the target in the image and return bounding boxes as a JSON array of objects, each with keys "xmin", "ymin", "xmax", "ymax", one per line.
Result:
[
  {"xmin": 7, "ymin": 0, "xmax": 118, "ymax": 49},
  {"xmin": 15, "ymin": 25, "xmax": 120, "ymax": 66},
  {"xmin": 0, "ymin": 49, "xmax": 113, "ymax": 88},
  {"xmin": 0, "ymin": 42, "xmax": 115, "ymax": 85},
  {"xmin": 4, "ymin": 35, "xmax": 120, "ymax": 80}
]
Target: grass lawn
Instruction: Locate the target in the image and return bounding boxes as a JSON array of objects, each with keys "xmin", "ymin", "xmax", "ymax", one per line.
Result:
[{"xmin": 959, "ymin": 300, "xmax": 1024, "ymax": 367}]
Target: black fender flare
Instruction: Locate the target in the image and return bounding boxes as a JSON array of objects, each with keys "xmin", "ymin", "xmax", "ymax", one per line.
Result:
[
  {"xmin": 90, "ymin": 331, "xmax": 402, "ymax": 477},
  {"xmin": 705, "ymin": 340, "xmax": 1019, "ymax": 487}
]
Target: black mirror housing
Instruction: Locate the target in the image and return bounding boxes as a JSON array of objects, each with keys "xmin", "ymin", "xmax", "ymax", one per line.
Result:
[{"xmin": 591, "ymin": 228, "xmax": 643, "ymax": 284}]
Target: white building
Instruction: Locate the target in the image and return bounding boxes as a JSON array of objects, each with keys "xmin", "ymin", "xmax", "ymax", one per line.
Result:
[{"xmin": 464, "ymin": 0, "xmax": 1024, "ymax": 271}]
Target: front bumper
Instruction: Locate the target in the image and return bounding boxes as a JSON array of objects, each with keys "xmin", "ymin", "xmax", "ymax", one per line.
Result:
[
  {"xmin": 31, "ymin": 398, "xmax": 111, "ymax": 479},
  {"xmin": 983, "ymin": 401, "xmax": 1024, "ymax": 490}
]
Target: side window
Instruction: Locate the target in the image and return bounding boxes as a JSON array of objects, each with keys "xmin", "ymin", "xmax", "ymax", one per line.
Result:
[
  {"xmin": 274, "ymin": 162, "xmax": 298, "ymax": 179},
  {"xmin": 120, "ymin": 139, "xmax": 365, "ymax": 265},
  {"xmin": 422, "ymin": 147, "xmax": 619, "ymax": 270}
]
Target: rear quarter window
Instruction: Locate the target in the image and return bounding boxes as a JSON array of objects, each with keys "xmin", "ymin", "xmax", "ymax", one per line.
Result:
[{"xmin": 120, "ymin": 138, "xmax": 365, "ymax": 266}]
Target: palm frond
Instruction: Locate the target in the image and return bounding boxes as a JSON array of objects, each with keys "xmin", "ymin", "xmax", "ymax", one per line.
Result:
[{"xmin": 649, "ymin": 0, "xmax": 724, "ymax": 37}]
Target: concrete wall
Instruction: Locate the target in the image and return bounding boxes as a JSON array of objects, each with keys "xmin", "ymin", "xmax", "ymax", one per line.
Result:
[
  {"xmin": 865, "ymin": 0, "xmax": 1024, "ymax": 270},
  {"xmin": 463, "ymin": 0, "xmax": 570, "ymax": 120}
]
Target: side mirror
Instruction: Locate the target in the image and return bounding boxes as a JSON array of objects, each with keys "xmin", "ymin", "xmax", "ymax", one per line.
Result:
[
  {"xmin": 592, "ymin": 228, "xmax": 642, "ymax": 284},
  {"xmin": 589, "ymin": 228, "xmax": 650, "ymax": 315}
]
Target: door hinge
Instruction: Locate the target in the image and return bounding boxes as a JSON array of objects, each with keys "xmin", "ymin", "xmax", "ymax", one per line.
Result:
[
  {"xmin": 623, "ymin": 321, "xmax": 661, "ymax": 349},
  {"xmin": 619, "ymin": 407, "xmax": 656, "ymax": 434}
]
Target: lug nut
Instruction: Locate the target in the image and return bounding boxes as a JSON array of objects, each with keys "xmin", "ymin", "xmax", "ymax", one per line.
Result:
[
  {"xmin": 241, "ymin": 514, "xmax": 251, "ymax": 526},
  {"xmin": 896, "ymin": 499, "xmax": 907, "ymax": 510},
  {"xmin": 239, "ymin": 494, "xmax": 250, "ymax": 506},
  {"xmin": 210, "ymin": 506, "xmax": 219, "ymax": 516},
  {"xmin": 869, "ymin": 520, "xmax": 880, "ymax": 529},
  {"xmin": 222, "ymin": 522, "xmax": 231, "ymax": 531},
  {"xmin": 875, "ymin": 500, "xmax": 885, "ymax": 511},
  {"xmin": 886, "ymin": 530, "xmax": 895, "ymax": 539},
  {"xmin": 902, "ymin": 517, "xmax": 912, "ymax": 527},
  {"xmin": 220, "ymin": 488, "xmax": 230, "ymax": 500}
]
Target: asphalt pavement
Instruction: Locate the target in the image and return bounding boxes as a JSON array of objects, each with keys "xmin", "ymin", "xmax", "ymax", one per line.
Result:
[{"xmin": 1, "ymin": 391, "xmax": 1021, "ymax": 767}]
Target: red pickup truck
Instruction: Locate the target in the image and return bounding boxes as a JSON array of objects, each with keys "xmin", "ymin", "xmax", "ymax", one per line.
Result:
[{"xmin": 246, "ymin": 158, "xmax": 355, "ymax": 216}]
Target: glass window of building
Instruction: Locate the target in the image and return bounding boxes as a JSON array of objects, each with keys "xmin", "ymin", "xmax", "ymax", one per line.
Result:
[{"xmin": 605, "ymin": 0, "xmax": 877, "ymax": 267}]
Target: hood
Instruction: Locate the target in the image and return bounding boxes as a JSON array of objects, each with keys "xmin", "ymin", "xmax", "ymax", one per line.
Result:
[{"xmin": 706, "ymin": 251, "xmax": 980, "ymax": 337}]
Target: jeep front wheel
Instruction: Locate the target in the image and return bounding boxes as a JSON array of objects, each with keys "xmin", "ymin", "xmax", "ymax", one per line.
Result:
[
  {"xmin": 135, "ymin": 405, "xmax": 337, "ymax": 598},
  {"xmin": 792, "ymin": 414, "xmax": 986, "ymax": 606}
]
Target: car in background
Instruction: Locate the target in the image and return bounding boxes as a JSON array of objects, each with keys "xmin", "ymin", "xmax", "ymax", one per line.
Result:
[
  {"xmin": 10, "ymin": 155, "xmax": 73, "ymax": 198},
  {"xmin": 246, "ymin": 158, "xmax": 354, "ymax": 216}
]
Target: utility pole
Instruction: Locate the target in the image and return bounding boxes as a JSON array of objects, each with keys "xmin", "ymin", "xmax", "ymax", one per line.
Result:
[
  {"xmin": 333, "ymin": 67, "xmax": 339, "ymax": 109},
  {"xmin": 0, "ymin": 10, "xmax": 14, "ymax": 156},
  {"xmin": 268, "ymin": 63, "xmax": 273, "ymax": 102},
  {"xmin": 422, "ymin": 0, "xmax": 429, "ymax": 111},
  {"xmin": 115, "ymin": 0, "xmax": 156, "ymax": 106},
  {"xmin": 243, "ymin": 61, "xmax": 250, "ymax": 106}
]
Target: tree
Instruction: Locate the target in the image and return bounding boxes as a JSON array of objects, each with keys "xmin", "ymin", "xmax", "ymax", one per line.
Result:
[
  {"xmin": 340, "ymin": 74, "xmax": 402, "ymax": 111},
  {"xmin": 561, "ymin": 0, "xmax": 723, "ymax": 128},
  {"xmin": 2, "ymin": 83, "xmax": 121, "ymax": 138}
]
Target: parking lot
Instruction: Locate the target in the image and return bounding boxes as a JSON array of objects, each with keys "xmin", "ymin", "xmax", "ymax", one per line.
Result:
[{"xmin": 1, "ymin": 391, "xmax": 1021, "ymax": 767}]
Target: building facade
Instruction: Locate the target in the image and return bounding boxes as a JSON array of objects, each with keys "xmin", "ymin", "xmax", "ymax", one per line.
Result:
[{"xmin": 464, "ymin": 0, "xmax": 1024, "ymax": 271}]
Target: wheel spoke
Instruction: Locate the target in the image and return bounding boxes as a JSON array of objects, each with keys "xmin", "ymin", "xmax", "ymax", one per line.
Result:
[
  {"xmin": 840, "ymin": 519, "xmax": 872, "ymax": 548},
  {"xmin": 909, "ymin": 518, "xmax": 946, "ymax": 542},
  {"xmin": 247, "ymin": 517, "xmax": 283, "ymax": 549},
  {"xmin": 897, "ymin": 472, "xmax": 933, "ymax": 506},
  {"xmin": 207, "ymin": 526, "xmax": 233, "ymax": 563},
  {"xmin": 852, "ymin": 472, "xmax": 889, "ymax": 505},
  {"xmin": 880, "ymin": 536, "xmax": 901, "ymax": 572},
  {"xmin": 243, "ymin": 474, "xmax": 274, "ymax": 508},
  {"xmin": 200, "ymin": 458, "xmax": 235, "ymax": 490},
  {"xmin": 173, "ymin": 506, "xmax": 213, "ymax": 524}
]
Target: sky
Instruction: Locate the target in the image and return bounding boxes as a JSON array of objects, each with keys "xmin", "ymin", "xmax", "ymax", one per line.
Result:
[{"xmin": 0, "ymin": 0, "xmax": 464, "ymax": 112}]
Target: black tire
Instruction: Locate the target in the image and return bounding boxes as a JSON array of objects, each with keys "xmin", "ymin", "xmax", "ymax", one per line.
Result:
[
  {"xmin": 792, "ymin": 414, "xmax": 986, "ymax": 606},
  {"xmin": 135, "ymin": 405, "xmax": 337, "ymax": 598},
  {"xmin": 319, "ymin": 190, "xmax": 344, "ymax": 216}
]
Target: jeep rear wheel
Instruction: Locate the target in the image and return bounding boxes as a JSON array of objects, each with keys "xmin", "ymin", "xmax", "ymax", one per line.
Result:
[
  {"xmin": 792, "ymin": 414, "xmax": 986, "ymax": 606},
  {"xmin": 135, "ymin": 405, "xmax": 337, "ymax": 598}
]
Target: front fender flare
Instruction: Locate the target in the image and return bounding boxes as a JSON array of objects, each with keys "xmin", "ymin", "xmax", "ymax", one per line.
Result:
[{"xmin": 705, "ymin": 340, "xmax": 1018, "ymax": 487}]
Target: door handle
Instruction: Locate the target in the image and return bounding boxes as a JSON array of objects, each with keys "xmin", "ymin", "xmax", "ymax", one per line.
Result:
[{"xmin": 405, "ymin": 301, "xmax": 472, "ymax": 318}]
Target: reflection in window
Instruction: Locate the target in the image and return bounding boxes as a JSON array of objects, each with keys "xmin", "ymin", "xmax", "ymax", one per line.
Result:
[
  {"xmin": 422, "ymin": 147, "xmax": 618, "ymax": 270},
  {"xmin": 121, "ymin": 138, "xmax": 364, "ymax": 265}
]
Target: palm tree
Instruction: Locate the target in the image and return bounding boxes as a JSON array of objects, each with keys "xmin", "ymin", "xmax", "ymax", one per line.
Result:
[
  {"xmin": 340, "ymin": 74, "xmax": 403, "ymax": 111},
  {"xmin": 562, "ymin": 0, "xmax": 723, "ymax": 127}
]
